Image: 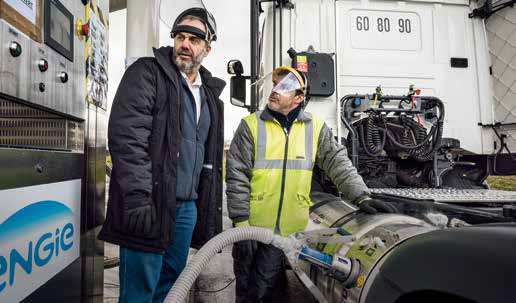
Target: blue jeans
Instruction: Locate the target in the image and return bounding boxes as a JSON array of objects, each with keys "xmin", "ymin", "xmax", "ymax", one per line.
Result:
[{"xmin": 118, "ymin": 201, "xmax": 197, "ymax": 303}]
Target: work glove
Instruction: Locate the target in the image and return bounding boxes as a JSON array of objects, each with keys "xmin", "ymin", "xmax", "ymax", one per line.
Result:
[
  {"xmin": 123, "ymin": 195, "xmax": 155, "ymax": 235},
  {"xmin": 357, "ymin": 197, "xmax": 398, "ymax": 214}
]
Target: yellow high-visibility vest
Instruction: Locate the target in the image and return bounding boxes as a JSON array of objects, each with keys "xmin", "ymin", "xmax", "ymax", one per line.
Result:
[{"xmin": 243, "ymin": 110, "xmax": 324, "ymax": 236}]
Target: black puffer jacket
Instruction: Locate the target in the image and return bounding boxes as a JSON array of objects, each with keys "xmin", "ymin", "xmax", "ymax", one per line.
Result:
[{"xmin": 99, "ymin": 46, "xmax": 225, "ymax": 253}]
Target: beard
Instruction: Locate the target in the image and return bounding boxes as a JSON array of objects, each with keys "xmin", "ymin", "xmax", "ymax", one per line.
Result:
[{"xmin": 173, "ymin": 47, "xmax": 208, "ymax": 75}]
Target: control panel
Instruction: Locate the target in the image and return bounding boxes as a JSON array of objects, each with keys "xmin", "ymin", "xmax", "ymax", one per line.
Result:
[
  {"xmin": 0, "ymin": 21, "xmax": 30, "ymax": 101},
  {"xmin": 0, "ymin": 0, "xmax": 107, "ymax": 120}
]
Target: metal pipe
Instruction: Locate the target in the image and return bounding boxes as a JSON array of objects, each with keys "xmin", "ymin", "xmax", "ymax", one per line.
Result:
[
  {"xmin": 126, "ymin": 0, "xmax": 159, "ymax": 68},
  {"xmin": 273, "ymin": 0, "xmax": 277, "ymax": 69},
  {"xmin": 340, "ymin": 95, "xmax": 359, "ymax": 167},
  {"xmin": 335, "ymin": 0, "xmax": 342, "ymax": 140},
  {"xmin": 279, "ymin": 0, "xmax": 283, "ymax": 65},
  {"xmin": 251, "ymin": 0, "xmax": 259, "ymax": 112}
]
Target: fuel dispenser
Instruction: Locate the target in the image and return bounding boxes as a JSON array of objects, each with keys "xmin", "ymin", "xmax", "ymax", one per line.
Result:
[{"xmin": 0, "ymin": 0, "xmax": 108, "ymax": 302}]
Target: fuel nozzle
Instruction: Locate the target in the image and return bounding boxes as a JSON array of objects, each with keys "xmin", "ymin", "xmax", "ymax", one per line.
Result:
[{"xmin": 299, "ymin": 246, "xmax": 361, "ymax": 288}]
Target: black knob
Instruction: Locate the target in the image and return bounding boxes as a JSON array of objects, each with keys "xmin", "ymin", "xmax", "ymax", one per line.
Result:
[
  {"xmin": 9, "ymin": 41, "xmax": 22, "ymax": 57},
  {"xmin": 39, "ymin": 82, "xmax": 45, "ymax": 92},
  {"xmin": 287, "ymin": 47, "xmax": 297, "ymax": 59},
  {"xmin": 38, "ymin": 59, "xmax": 48, "ymax": 72},
  {"xmin": 35, "ymin": 163, "xmax": 43, "ymax": 174},
  {"xmin": 59, "ymin": 72, "xmax": 68, "ymax": 83}
]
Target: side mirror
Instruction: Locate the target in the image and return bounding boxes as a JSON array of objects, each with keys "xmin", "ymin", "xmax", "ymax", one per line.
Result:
[
  {"xmin": 230, "ymin": 75, "xmax": 247, "ymax": 108},
  {"xmin": 227, "ymin": 60, "xmax": 244, "ymax": 75}
]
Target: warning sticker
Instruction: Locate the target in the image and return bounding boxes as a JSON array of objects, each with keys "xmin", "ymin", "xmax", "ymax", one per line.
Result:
[
  {"xmin": 357, "ymin": 275, "xmax": 365, "ymax": 288},
  {"xmin": 296, "ymin": 55, "xmax": 308, "ymax": 72}
]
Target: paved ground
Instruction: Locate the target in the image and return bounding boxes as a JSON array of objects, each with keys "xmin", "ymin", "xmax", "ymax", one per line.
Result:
[{"xmin": 103, "ymin": 184, "xmax": 316, "ymax": 303}]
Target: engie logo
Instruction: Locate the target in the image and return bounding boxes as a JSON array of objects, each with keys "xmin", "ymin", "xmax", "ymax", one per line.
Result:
[{"xmin": 0, "ymin": 200, "xmax": 77, "ymax": 299}]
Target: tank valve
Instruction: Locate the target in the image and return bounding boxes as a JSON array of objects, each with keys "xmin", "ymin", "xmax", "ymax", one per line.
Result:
[{"xmin": 299, "ymin": 246, "xmax": 361, "ymax": 287}]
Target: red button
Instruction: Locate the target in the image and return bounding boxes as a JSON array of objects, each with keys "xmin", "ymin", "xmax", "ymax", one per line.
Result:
[
  {"xmin": 81, "ymin": 24, "xmax": 89, "ymax": 37},
  {"xmin": 38, "ymin": 59, "xmax": 48, "ymax": 72}
]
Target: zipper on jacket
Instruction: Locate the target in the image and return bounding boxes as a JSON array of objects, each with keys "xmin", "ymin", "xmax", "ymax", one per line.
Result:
[
  {"xmin": 274, "ymin": 126, "xmax": 289, "ymax": 235},
  {"xmin": 189, "ymin": 116, "xmax": 201, "ymax": 198}
]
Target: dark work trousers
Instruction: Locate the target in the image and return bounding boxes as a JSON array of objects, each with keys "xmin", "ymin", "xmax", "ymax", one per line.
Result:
[
  {"xmin": 232, "ymin": 241, "xmax": 288, "ymax": 303},
  {"xmin": 118, "ymin": 201, "xmax": 197, "ymax": 303}
]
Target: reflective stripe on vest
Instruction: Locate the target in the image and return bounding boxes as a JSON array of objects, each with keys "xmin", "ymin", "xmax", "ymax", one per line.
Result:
[
  {"xmin": 254, "ymin": 112, "xmax": 314, "ymax": 170},
  {"xmin": 242, "ymin": 110, "xmax": 323, "ymax": 236}
]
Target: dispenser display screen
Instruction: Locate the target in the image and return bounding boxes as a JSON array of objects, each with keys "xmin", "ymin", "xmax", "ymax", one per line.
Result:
[
  {"xmin": 44, "ymin": 0, "xmax": 73, "ymax": 61},
  {"xmin": 49, "ymin": 2, "xmax": 71, "ymax": 52}
]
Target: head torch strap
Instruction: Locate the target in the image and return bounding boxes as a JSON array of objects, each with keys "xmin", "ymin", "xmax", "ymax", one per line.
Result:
[{"xmin": 171, "ymin": 25, "xmax": 207, "ymax": 40}]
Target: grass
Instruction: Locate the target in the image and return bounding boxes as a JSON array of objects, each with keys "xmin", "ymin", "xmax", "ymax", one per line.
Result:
[{"xmin": 487, "ymin": 176, "xmax": 516, "ymax": 191}]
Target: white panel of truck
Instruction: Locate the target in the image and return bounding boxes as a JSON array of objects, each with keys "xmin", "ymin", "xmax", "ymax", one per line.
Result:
[
  {"xmin": 487, "ymin": 5, "xmax": 516, "ymax": 152},
  {"xmin": 260, "ymin": 0, "xmax": 499, "ymax": 155},
  {"xmin": 335, "ymin": 0, "xmax": 494, "ymax": 154}
]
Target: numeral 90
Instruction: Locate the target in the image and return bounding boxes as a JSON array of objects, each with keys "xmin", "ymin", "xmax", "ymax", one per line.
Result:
[{"xmin": 398, "ymin": 19, "xmax": 412, "ymax": 33}]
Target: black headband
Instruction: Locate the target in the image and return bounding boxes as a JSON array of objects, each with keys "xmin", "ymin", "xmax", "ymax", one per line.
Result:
[{"xmin": 171, "ymin": 25, "xmax": 207, "ymax": 40}]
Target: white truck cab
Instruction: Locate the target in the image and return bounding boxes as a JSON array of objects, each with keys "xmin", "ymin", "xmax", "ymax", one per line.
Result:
[{"xmin": 229, "ymin": 0, "xmax": 516, "ymax": 188}]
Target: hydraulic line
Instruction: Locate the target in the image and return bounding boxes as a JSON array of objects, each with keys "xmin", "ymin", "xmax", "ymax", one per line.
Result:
[
  {"xmin": 163, "ymin": 226, "xmax": 293, "ymax": 302},
  {"xmin": 163, "ymin": 226, "xmax": 358, "ymax": 303},
  {"xmin": 359, "ymin": 122, "xmax": 385, "ymax": 157},
  {"xmin": 341, "ymin": 94, "xmax": 445, "ymax": 165},
  {"xmin": 385, "ymin": 124, "xmax": 437, "ymax": 150}
]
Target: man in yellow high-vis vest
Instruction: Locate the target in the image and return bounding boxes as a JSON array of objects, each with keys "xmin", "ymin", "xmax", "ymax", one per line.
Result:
[{"xmin": 226, "ymin": 66, "xmax": 397, "ymax": 302}]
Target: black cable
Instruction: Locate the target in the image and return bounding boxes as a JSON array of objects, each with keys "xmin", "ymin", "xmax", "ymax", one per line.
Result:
[
  {"xmin": 492, "ymin": 126, "xmax": 516, "ymax": 174},
  {"xmin": 195, "ymin": 278, "xmax": 236, "ymax": 293},
  {"xmin": 366, "ymin": 116, "xmax": 387, "ymax": 153},
  {"xmin": 493, "ymin": 127, "xmax": 516, "ymax": 161},
  {"xmin": 359, "ymin": 122, "xmax": 384, "ymax": 157},
  {"xmin": 342, "ymin": 95, "xmax": 445, "ymax": 164},
  {"xmin": 385, "ymin": 125, "xmax": 437, "ymax": 150}
]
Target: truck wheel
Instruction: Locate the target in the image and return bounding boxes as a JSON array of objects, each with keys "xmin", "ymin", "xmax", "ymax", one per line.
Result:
[{"xmin": 441, "ymin": 167, "xmax": 486, "ymax": 189}]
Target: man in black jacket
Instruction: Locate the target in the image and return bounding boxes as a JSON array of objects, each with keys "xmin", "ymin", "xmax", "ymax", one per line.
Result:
[{"xmin": 98, "ymin": 7, "xmax": 224, "ymax": 303}]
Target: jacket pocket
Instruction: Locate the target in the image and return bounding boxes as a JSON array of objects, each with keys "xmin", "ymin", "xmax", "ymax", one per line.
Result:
[
  {"xmin": 297, "ymin": 193, "xmax": 313, "ymax": 208},
  {"xmin": 280, "ymin": 193, "xmax": 312, "ymax": 236},
  {"xmin": 249, "ymin": 192, "xmax": 276, "ymax": 229}
]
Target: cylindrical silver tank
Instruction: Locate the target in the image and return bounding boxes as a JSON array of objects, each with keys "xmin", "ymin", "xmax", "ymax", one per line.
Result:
[{"xmin": 301, "ymin": 192, "xmax": 435, "ymax": 303}]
